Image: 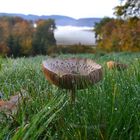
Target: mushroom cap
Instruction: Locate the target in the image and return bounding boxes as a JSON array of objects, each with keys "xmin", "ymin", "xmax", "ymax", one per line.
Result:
[
  {"xmin": 42, "ymin": 58, "xmax": 103, "ymax": 89},
  {"xmin": 107, "ymin": 61, "xmax": 128, "ymax": 70},
  {"xmin": 107, "ymin": 61, "xmax": 116, "ymax": 69}
]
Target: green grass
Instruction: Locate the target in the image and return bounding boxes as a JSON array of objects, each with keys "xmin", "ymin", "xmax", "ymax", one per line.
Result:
[{"xmin": 0, "ymin": 52, "xmax": 140, "ymax": 140}]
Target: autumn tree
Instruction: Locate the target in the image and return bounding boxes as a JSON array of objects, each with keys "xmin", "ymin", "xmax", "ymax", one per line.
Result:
[
  {"xmin": 0, "ymin": 16, "xmax": 34, "ymax": 57},
  {"xmin": 32, "ymin": 19, "xmax": 56, "ymax": 55},
  {"xmin": 96, "ymin": 19, "xmax": 140, "ymax": 52},
  {"xmin": 11, "ymin": 19, "xmax": 33, "ymax": 56},
  {"xmin": 94, "ymin": 17, "xmax": 114, "ymax": 41},
  {"xmin": 0, "ymin": 17, "xmax": 56, "ymax": 57},
  {"xmin": 94, "ymin": 0, "xmax": 140, "ymax": 52},
  {"xmin": 0, "ymin": 16, "xmax": 15, "ymax": 56}
]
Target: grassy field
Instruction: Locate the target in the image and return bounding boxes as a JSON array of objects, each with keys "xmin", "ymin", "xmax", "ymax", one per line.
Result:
[{"xmin": 0, "ymin": 52, "xmax": 140, "ymax": 140}]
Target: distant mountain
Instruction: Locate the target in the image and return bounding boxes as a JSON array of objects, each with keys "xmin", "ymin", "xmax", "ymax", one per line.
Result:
[
  {"xmin": 76, "ymin": 18, "xmax": 101, "ymax": 27},
  {"xmin": 0, "ymin": 13, "xmax": 101, "ymax": 27}
]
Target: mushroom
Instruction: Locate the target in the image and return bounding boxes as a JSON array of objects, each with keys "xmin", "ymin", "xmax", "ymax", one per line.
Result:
[
  {"xmin": 42, "ymin": 58, "xmax": 103, "ymax": 103},
  {"xmin": 107, "ymin": 61, "xmax": 128, "ymax": 70}
]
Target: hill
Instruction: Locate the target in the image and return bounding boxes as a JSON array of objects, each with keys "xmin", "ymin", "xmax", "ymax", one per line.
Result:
[{"xmin": 0, "ymin": 13, "xmax": 101, "ymax": 27}]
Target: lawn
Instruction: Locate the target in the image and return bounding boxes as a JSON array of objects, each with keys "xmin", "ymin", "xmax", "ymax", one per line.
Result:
[{"xmin": 0, "ymin": 52, "xmax": 140, "ymax": 140}]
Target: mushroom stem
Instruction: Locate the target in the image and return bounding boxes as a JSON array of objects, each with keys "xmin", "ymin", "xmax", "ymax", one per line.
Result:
[{"xmin": 69, "ymin": 89, "xmax": 76, "ymax": 104}]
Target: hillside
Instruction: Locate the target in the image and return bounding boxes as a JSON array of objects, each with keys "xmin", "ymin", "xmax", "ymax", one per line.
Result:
[{"xmin": 0, "ymin": 13, "xmax": 101, "ymax": 27}]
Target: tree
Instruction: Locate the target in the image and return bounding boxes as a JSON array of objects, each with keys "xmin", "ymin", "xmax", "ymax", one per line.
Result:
[
  {"xmin": 94, "ymin": 0, "xmax": 140, "ymax": 52},
  {"xmin": 7, "ymin": 35, "xmax": 21, "ymax": 57},
  {"xmin": 0, "ymin": 42, "xmax": 9, "ymax": 56},
  {"xmin": 94, "ymin": 18, "xmax": 140, "ymax": 52},
  {"xmin": 0, "ymin": 16, "xmax": 34, "ymax": 57},
  {"xmin": 0, "ymin": 17, "xmax": 56, "ymax": 57},
  {"xmin": 94, "ymin": 17, "xmax": 114, "ymax": 41},
  {"xmin": 114, "ymin": 0, "xmax": 140, "ymax": 18},
  {"xmin": 6, "ymin": 17, "xmax": 34, "ymax": 57},
  {"xmin": 12, "ymin": 20, "xmax": 33, "ymax": 56},
  {"xmin": 32, "ymin": 19, "xmax": 56, "ymax": 55}
]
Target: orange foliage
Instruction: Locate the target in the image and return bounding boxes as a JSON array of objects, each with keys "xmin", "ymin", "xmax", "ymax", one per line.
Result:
[
  {"xmin": 0, "ymin": 17, "xmax": 56, "ymax": 57},
  {"xmin": 96, "ymin": 18, "xmax": 140, "ymax": 52},
  {"xmin": 0, "ymin": 42, "xmax": 9, "ymax": 56}
]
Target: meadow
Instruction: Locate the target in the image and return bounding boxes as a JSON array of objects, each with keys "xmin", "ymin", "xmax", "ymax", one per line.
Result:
[{"xmin": 0, "ymin": 52, "xmax": 140, "ymax": 140}]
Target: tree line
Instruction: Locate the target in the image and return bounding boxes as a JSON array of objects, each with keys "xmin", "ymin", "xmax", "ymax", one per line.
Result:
[
  {"xmin": 94, "ymin": 0, "xmax": 140, "ymax": 52},
  {"xmin": 0, "ymin": 16, "xmax": 56, "ymax": 57}
]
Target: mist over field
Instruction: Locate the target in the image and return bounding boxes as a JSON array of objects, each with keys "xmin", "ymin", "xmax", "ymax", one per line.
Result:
[{"xmin": 54, "ymin": 26, "xmax": 95, "ymax": 45}]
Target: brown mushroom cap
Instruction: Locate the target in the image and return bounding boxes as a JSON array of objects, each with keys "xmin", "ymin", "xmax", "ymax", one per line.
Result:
[
  {"xmin": 107, "ymin": 61, "xmax": 128, "ymax": 70},
  {"xmin": 42, "ymin": 58, "xmax": 103, "ymax": 89}
]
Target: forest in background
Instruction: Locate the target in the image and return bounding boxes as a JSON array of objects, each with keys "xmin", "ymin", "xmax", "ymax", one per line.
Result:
[
  {"xmin": 0, "ymin": 17, "xmax": 56, "ymax": 57},
  {"xmin": 94, "ymin": 0, "xmax": 140, "ymax": 52}
]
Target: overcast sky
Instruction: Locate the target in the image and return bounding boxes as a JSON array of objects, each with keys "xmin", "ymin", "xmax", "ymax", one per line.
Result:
[{"xmin": 0, "ymin": 0, "xmax": 120, "ymax": 18}]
